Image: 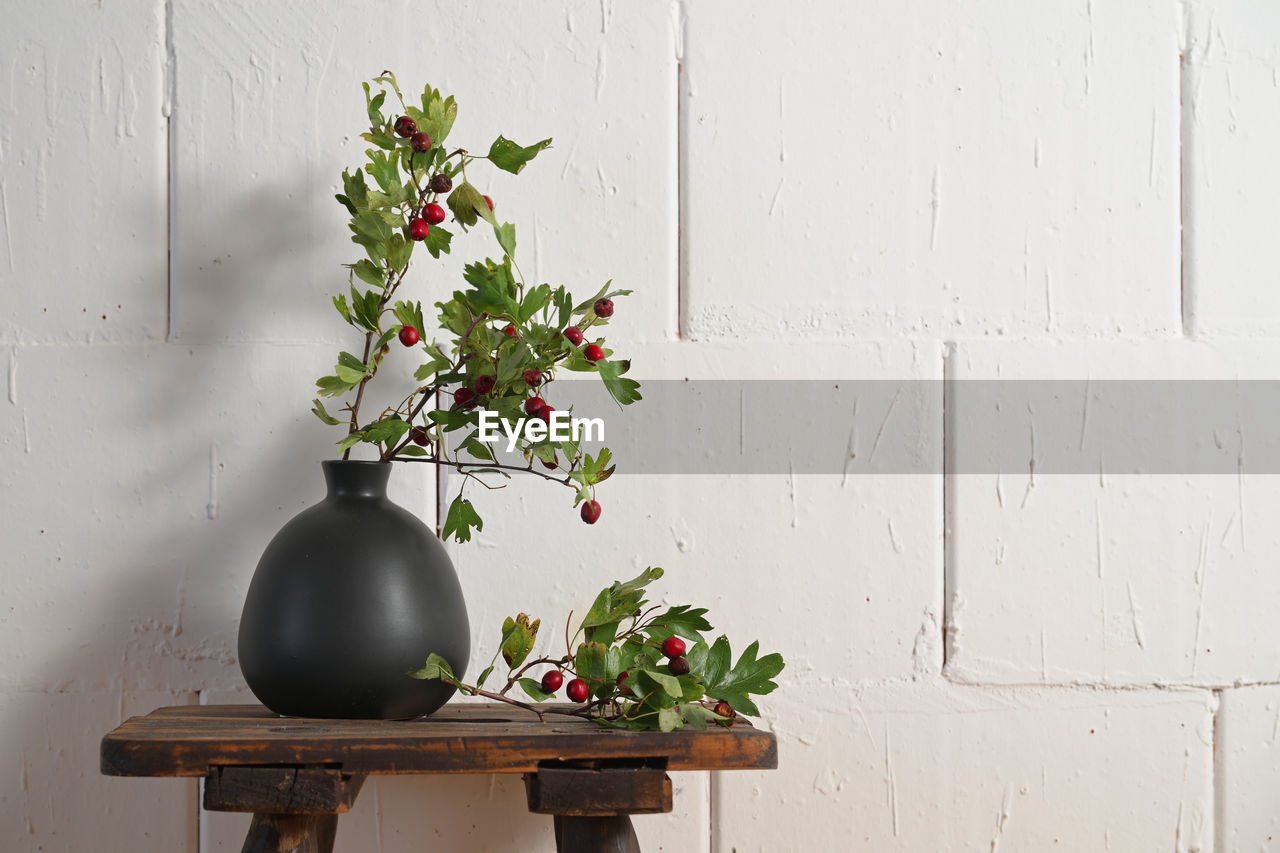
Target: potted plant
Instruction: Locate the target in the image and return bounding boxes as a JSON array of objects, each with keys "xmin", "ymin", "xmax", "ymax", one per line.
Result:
[{"xmin": 238, "ymin": 73, "xmax": 640, "ymax": 720}]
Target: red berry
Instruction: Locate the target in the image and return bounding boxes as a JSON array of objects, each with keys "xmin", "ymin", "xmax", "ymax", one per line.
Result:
[
  {"xmin": 713, "ymin": 701, "xmax": 736, "ymax": 719},
  {"xmin": 584, "ymin": 344, "xmax": 605, "ymax": 362},
  {"xmin": 408, "ymin": 218, "xmax": 430, "ymax": 241},
  {"xmin": 536, "ymin": 405, "xmax": 555, "ymax": 424},
  {"xmin": 503, "ymin": 324, "xmax": 517, "ymax": 337},
  {"xmin": 541, "ymin": 670, "xmax": 564, "ymax": 694},
  {"xmin": 541, "ymin": 455, "xmax": 558, "ymax": 470},
  {"xmin": 580, "ymin": 500, "xmax": 602, "ymax": 524},
  {"xmin": 563, "ymin": 326, "xmax": 585, "ymax": 345},
  {"xmin": 423, "ymin": 203, "xmax": 446, "ymax": 225},
  {"xmin": 398, "ymin": 325, "xmax": 420, "ymax": 347},
  {"xmin": 474, "ymin": 374, "xmax": 495, "ymax": 395},
  {"xmin": 667, "ymin": 656, "xmax": 690, "ymax": 676},
  {"xmin": 483, "ymin": 194, "xmax": 494, "ymax": 211},
  {"xmin": 616, "ymin": 671, "xmax": 634, "ymax": 697},
  {"xmin": 566, "ymin": 678, "xmax": 589, "ymax": 703},
  {"xmin": 523, "ymin": 369, "xmax": 543, "ymax": 387},
  {"xmin": 593, "ymin": 298, "xmax": 614, "ymax": 318},
  {"xmin": 411, "ymin": 131, "xmax": 432, "ymax": 152},
  {"xmin": 429, "ymin": 173, "xmax": 453, "ymax": 194},
  {"xmin": 411, "ymin": 427, "xmax": 430, "ymax": 447},
  {"xmin": 661, "ymin": 636, "xmax": 686, "ymax": 659},
  {"xmin": 394, "ymin": 116, "xmax": 417, "ymax": 138},
  {"xmin": 453, "ymin": 387, "xmax": 476, "ymax": 408},
  {"xmin": 524, "ymin": 396, "xmax": 546, "ymax": 415}
]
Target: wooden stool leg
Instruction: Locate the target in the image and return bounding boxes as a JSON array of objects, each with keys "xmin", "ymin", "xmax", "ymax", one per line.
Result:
[
  {"xmin": 552, "ymin": 814, "xmax": 640, "ymax": 853},
  {"xmin": 240, "ymin": 813, "xmax": 338, "ymax": 853}
]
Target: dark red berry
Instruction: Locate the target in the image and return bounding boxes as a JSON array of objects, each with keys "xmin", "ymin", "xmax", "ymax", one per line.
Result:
[
  {"xmin": 593, "ymin": 298, "xmax": 614, "ymax": 318},
  {"xmin": 398, "ymin": 325, "xmax": 420, "ymax": 347},
  {"xmin": 411, "ymin": 427, "xmax": 430, "ymax": 447},
  {"xmin": 661, "ymin": 636, "xmax": 687, "ymax": 659},
  {"xmin": 429, "ymin": 173, "xmax": 453, "ymax": 194},
  {"xmin": 713, "ymin": 701, "xmax": 736, "ymax": 719},
  {"xmin": 524, "ymin": 396, "xmax": 546, "ymax": 415},
  {"xmin": 541, "ymin": 670, "xmax": 564, "ymax": 694},
  {"xmin": 423, "ymin": 203, "xmax": 446, "ymax": 225},
  {"xmin": 563, "ymin": 326, "xmax": 584, "ymax": 345},
  {"xmin": 580, "ymin": 500, "xmax": 602, "ymax": 525},
  {"xmin": 503, "ymin": 324, "xmax": 516, "ymax": 337},
  {"xmin": 541, "ymin": 455, "xmax": 558, "ymax": 470},
  {"xmin": 584, "ymin": 344, "xmax": 605, "ymax": 362},
  {"xmin": 453, "ymin": 387, "xmax": 476, "ymax": 408},
  {"xmin": 536, "ymin": 405, "xmax": 555, "ymax": 424},
  {"xmin": 411, "ymin": 131, "xmax": 432, "ymax": 152},
  {"xmin": 408, "ymin": 218, "xmax": 430, "ymax": 241},
  {"xmin": 616, "ymin": 671, "xmax": 634, "ymax": 697},
  {"xmin": 474, "ymin": 374, "xmax": 495, "ymax": 395},
  {"xmin": 667, "ymin": 656, "xmax": 690, "ymax": 676},
  {"xmin": 394, "ymin": 116, "xmax": 417, "ymax": 138},
  {"xmin": 523, "ymin": 369, "xmax": 543, "ymax": 387},
  {"xmin": 566, "ymin": 678, "xmax": 589, "ymax": 703},
  {"xmin": 483, "ymin": 194, "xmax": 494, "ymax": 211}
]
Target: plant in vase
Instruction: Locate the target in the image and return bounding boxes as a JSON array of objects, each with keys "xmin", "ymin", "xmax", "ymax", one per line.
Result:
[{"xmin": 237, "ymin": 73, "xmax": 640, "ymax": 721}]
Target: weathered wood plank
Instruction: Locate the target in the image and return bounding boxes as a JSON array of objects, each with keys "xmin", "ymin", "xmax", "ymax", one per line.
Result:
[
  {"xmin": 204, "ymin": 767, "xmax": 366, "ymax": 814},
  {"xmin": 552, "ymin": 815, "xmax": 641, "ymax": 853},
  {"xmin": 525, "ymin": 764, "xmax": 672, "ymax": 816},
  {"xmin": 240, "ymin": 813, "xmax": 337, "ymax": 853},
  {"xmin": 101, "ymin": 704, "xmax": 777, "ymax": 778}
]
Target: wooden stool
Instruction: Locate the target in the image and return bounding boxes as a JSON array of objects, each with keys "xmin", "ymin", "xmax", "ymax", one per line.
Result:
[{"xmin": 101, "ymin": 704, "xmax": 777, "ymax": 853}]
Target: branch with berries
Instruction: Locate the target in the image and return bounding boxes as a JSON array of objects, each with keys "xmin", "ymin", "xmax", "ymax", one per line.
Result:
[
  {"xmin": 408, "ymin": 568, "xmax": 786, "ymax": 732},
  {"xmin": 312, "ymin": 73, "xmax": 642, "ymax": 541}
]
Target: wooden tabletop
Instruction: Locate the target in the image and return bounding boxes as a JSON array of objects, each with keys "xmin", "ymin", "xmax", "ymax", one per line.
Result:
[{"xmin": 100, "ymin": 703, "xmax": 778, "ymax": 778}]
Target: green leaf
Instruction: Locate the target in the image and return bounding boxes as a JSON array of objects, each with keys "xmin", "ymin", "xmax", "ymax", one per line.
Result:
[
  {"xmin": 554, "ymin": 287, "xmax": 574, "ymax": 329},
  {"xmin": 476, "ymin": 664, "xmax": 495, "ymax": 689},
  {"xmin": 424, "ymin": 224, "xmax": 453, "ymax": 258},
  {"xmin": 488, "ymin": 135, "xmax": 553, "ymax": 174},
  {"xmin": 518, "ymin": 678, "xmax": 555, "ymax": 702},
  {"xmin": 657, "ymin": 707, "xmax": 683, "ymax": 732},
  {"xmin": 442, "ymin": 495, "xmax": 483, "ymax": 543},
  {"xmin": 363, "ymin": 81, "xmax": 387, "ymax": 126},
  {"xmin": 364, "ymin": 148, "xmax": 401, "ymax": 194},
  {"xmin": 386, "ymin": 233, "xmax": 411, "ymax": 271},
  {"xmin": 646, "ymin": 605, "xmax": 712, "ymax": 646},
  {"xmin": 638, "ymin": 667, "xmax": 683, "ymax": 700},
  {"xmin": 447, "ymin": 182, "xmax": 493, "ymax": 228},
  {"xmin": 336, "ymin": 351, "xmax": 370, "ymax": 385},
  {"xmin": 332, "ymin": 294, "xmax": 353, "ymax": 325},
  {"xmin": 575, "ymin": 641, "xmax": 609, "ymax": 695},
  {"xmin": 519, "ymin": 284, "xmax": 552, "ymax": 323},
  {"xmin": 311, "ymin": 398, "xmax": 342, "ymax": 426},
  {"xmin": 316, "ymin": 374, "xmax": 357, "ymax": 397},
  {"xmin": 596, "ymin": 359, "xmax": 643, "ymax": 407},
  {"xmin": 336, "ymin": 430, "xmax": 366, "ymax": 452},
  {"xmin": 462, "ymin": 259, "xmax": 519, "ymax": 316},
  {"xmin": 694, "ymin": 637, "xmax": 785, "ymax": 717},
  {"xmin": 580, "ymin": 567, "xmax": 664, "ymax": 633},
  {"xmin": 341, "ymin": 169, "xmax": 370, "ymax": 211},
  {"xmin": 397, "ymin": 444, "xmax": 429, "ymax": 457},
  {"xmin": 493, "ymin": 221, "xmax": 516, "ymax": 258},
  {"xmin": 418, "ymin": 86, "xmax": 458, "ymax": 145},
  {"xmin": 500, "ymin": 613, "xmax": 540, "ymax": 668},
  {"xmin": 348, "ymin": 259, "xmax": 386, "ymax": 289},
  {"xmin": 407, "ymin": 652, "xmax": 456, "ymax": 682},
  {"xmin": 363, "ymin": 416, "xmax": 410, "ymax": 446}
]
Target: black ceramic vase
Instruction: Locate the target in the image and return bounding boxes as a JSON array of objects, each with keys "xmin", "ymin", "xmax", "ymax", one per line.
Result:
[{"xmin": 238, "ymin": 460, "xmax": 469, "ymax": 719}]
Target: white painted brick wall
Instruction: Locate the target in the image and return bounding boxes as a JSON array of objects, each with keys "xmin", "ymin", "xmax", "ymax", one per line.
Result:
[{"xmin": 3, "ymin": 0, "xmax": 1277, "ymax": 850}]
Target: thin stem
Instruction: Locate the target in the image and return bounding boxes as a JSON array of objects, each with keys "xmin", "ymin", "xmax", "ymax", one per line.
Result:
[{"xmin": 396, "ymin": 455, "xmax": 573, "ymax": 487}]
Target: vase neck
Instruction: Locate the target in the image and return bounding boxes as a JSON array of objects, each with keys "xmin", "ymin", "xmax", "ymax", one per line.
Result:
[{"xmin": 322, "ymin": 460, "xmax": 392, "ymax": 499}]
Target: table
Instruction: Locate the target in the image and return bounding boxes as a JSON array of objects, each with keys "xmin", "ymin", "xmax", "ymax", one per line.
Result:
[{"xmin": 100, "ymin": 704, "xmax": 777, "ymax": 853}]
